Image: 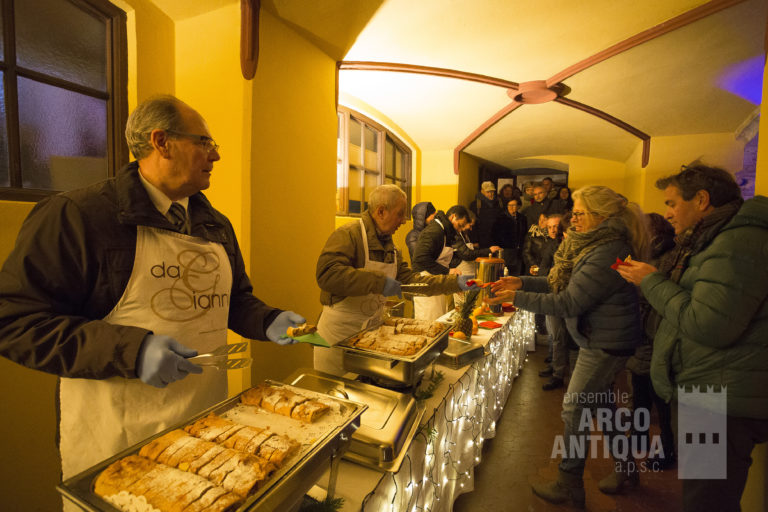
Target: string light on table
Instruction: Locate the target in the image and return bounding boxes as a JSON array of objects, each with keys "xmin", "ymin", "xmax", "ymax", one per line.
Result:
[{"xmin": 361, "ymin": 311, "xmax": 535, "ymax": 511}]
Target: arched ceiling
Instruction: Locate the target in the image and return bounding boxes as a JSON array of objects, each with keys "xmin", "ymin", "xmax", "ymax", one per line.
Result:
[
  {"xmin": 337, "ymin": 0, "xmax": 766, "ymax": 172},
  {"xmin": 145, "ymin": 0, "xmax": 765, "ymax": 175}
]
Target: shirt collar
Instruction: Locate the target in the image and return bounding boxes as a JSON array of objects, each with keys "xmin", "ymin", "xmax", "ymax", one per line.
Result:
[{"xmin": 138, "ymin": 169, "xmax": 189, "ymax": 215}]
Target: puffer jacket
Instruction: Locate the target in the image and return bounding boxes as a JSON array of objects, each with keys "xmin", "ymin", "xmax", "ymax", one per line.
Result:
[
  {"xmin": 405, "ymin": 202, "xmax": 435, "ymax": 261},
  {"xmin": 643, "ymin": 196, "xmax": 768, "ymax": 418},
  {"xmin": 515, "ymin": 237, "xmax": 642, "ymax": 351}
]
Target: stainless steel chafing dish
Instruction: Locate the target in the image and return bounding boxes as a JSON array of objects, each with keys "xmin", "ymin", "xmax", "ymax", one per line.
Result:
[
  {"xmin": 436, "ymin": 337, "xmax": 487, "ymax": 370},
  {"xmin": 287, "ymin": 369, "xmax": 423, "ymax": 472},
  {"xmin": 57, "ymin": 380, "xmax": 367, "ymax": 512},
  {"xmin": 337, "ymin": 323, "xmax": 451, "ymax": 387}
]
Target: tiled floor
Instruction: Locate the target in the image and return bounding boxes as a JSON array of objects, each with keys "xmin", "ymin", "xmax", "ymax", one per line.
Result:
[{"xmin": 453, "ymin": 347, "xmax": 682, "ymax": 511}]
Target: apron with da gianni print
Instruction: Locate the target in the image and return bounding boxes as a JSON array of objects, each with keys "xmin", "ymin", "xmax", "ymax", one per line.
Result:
[
  {"xmin": 413, "ymin": 218, "xmax": 454, "ymax": 321},
  {"xmin": 315, "ymin": 219, "xmax": 398, "ymax": 376},
  {"xmin": 59, "ymin": 225, "xmax": 232, "ymax": 487}
]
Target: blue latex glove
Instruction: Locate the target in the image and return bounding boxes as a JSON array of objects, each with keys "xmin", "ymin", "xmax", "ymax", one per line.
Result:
[
  {"xmin": 266, "ymin": 311, "xmax": 306, "ymax": 345},
  {"xmin": 457, "ymin": 274, "xmax": 480, "ymax": 291},
  {"xmin": 136, "ymin": 334, "xmax": 203, "ymax": 388},
  {"xmin": 382, "ymin": 277, "xmax": 402, "ymax": 298}
]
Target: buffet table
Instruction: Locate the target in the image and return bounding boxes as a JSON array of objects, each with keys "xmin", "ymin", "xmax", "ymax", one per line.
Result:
[{"xmin": 308, "ymin": 310, "xmax": 535, "ymax": 511}]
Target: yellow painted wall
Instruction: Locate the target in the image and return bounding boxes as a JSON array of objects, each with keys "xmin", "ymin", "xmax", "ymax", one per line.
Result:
[
  {"xmin": 628, "ymin": 133, "xmax": 745, "ymax": 215},
  {"xmin": 420, "ymin": 149, "xmax": 460, "ymax": 211},
  {"xmin": 244, "ymin": 9, "xmax": 339, "ymax": 381},
  {"xmin": 458, "ymin": 152, "xmax": 481, "ymax": 209},
  {"xmin": 527, "ymin": 154, "xmax": 627, "ymax": 197},
  {"xmin": 0, "ymin": 202, "xmax": 61, "ymax": 511}
]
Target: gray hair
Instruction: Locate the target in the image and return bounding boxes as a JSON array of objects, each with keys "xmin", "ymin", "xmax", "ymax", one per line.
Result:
[
  {"xmin": 368, "ymin": 184, "xmax": 407, "ymax": 212},
  {"xmin": 125, "ymin": 95, "xmax": 187, "ymax": 160}
]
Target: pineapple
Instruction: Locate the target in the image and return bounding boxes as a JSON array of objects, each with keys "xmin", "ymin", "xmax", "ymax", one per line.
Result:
[{"xmin": 453, "ymin": 288, "xmax": 481, "ymax": 339}]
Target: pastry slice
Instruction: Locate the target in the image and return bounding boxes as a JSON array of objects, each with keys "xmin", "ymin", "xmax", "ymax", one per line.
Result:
[
  {"xmin": 291, "ymin": 400, "xmax": 330, "ymax": 423},
  {"xmin": 273, "ymin": 389, "xmax": 309, "ymax": 416},
  {"xmin": 286, "ymin": 323, "xmax": 317, "ymax": 337},
  {"xmin": 184, "ymin": 413, "xmax": 247, "ymax": 443}
]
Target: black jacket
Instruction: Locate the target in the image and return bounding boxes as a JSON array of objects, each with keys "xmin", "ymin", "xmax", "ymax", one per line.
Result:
[
  {"xmin": 493, "ymin": 211, "xmax": 528, "ymax": 249},
  {"xmin": 412, "ymin": 211, "xmax": 457, "ymax": 275},
  {"xmin": 0, "ymin": 162, "xmax": 281, "ymax": 379},
  {"xmin": 537, "ymin": 236, "xmax": 562, "ymax": 276},
  {"xmin": 450, "ymin": 231, "xmax": 492, "ymax": 268},
  {"xmin": 524, "ymin": 197, "xmax": 563, "ymax": 226},
  {"xmin": 405, "ymin": 202, "xmax": 435, "ymax": 261},
  {"xmin": 469, "ymin": 193, "xmax": 502, "ymax": 248}
]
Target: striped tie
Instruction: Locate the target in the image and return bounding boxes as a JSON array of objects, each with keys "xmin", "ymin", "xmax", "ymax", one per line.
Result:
[{"xmin": 168, "ymin": 202, "xmax": 187, "ymax": 234}]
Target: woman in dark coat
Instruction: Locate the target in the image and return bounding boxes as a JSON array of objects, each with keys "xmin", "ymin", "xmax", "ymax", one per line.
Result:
[
  {"xmin": 493, "ymin": 198, "xmax": 528, "ymax": 276},
  {"xmin": 490, "ymin": 186, "xmax": 649, "ymax": 506}
]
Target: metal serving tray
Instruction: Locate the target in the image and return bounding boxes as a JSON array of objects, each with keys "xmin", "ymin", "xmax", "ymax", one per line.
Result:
[
  {"xmin": 338, "ymin": 324, "xmax": 451, "ymax": 387},
  {"xmin": 287, "ymin": 369, "xmax": 424, "ymax": 472},
  {"xmin": 57, "ymin": 380, "xmax": 367, "ymax": 512},
  {"xmin": 436, "ymin": 337, "xmax": 487, "ymax": 370}
]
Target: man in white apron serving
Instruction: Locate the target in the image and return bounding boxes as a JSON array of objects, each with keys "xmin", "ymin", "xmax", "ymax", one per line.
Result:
[
  {"xmin": 315, "ymin": 185, "xmax": 476, "ymax": 376},
  {"xmin": 412, "ymin": 205, "xmax": 476, "ymax": 321},
  {"xmin": 0, "ymin": 96, "xmax": 305, "ymax": 506}
]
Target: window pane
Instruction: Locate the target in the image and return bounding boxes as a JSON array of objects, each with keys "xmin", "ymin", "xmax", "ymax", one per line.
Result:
[
  {"xmin": 363, "ymin": 125, "xmax": 378, "ymax": 170},
  {"xmin": 385, "ymin": 138, "xmax": 394, "ymax": 175},
  {"xmin": 18, "ymin": 77, "xmax": 107, "ymax": 190},
  {"xmin": 396, "ymin": 148, "xmax": 405, "ymax": 180},
  {"xmin": 348, "ymin": 168, "xmax": 362, "ymax": 214},
  {"xmin": 0, "ymin": 72, "xmax": 7, "ymax": 186},
  {"xmin": 349, "ymin": 118, "xmax": 362, "ymax": 167},
  {"xmin": 364, "ymin": 171, "xmax": 378, "ymax": 211},
  {"xmin": 16, "ymin": 0, "xmax": 107, "ymax": 91}
]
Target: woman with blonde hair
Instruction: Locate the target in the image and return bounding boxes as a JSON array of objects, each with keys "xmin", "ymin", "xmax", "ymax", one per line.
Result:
[{"xmin": 489, "ymin": 185, "xmax": 649, "ymax": 507}]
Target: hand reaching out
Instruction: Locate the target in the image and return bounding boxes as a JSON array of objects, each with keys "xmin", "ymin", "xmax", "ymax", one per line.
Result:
[{"xmin": 616, "ymin": 260, "xmax": 658, "ymax": 285}]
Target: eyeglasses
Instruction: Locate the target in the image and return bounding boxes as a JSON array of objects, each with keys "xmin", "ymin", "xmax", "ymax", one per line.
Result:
[{"xmin": 165, "ymin": 130, "xmax": 220, "ymax": 153}]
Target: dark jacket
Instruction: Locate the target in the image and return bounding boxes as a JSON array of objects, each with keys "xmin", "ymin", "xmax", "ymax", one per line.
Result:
[
  {"xmin": 493, "ymin": 211, "xmax": 527, "ymax": 250},
  {"xmin": 450, "ymin": 231, "xmax": 492, "ymax": 268},
  {"xmin": 469, "ymin": 193, "xmax": 502, "ymax": 248},
  {"xmin": 643, "ymin": 197, "xmax": 768, "ymax": 418},
  {"xmin": 405, "ymin": 202, "xmax": 435, "ymax": 261},
  {"xmin": 0, "ymin": 162, "xmax": 281, "ymax": 379},
  {"xmin": 412, "ymin": 211, "xmax": 457, "ymax": 275},
  {"xmin": 515, "ymin": 238, "xmax": 642, "ymax": 351},
  {"xmin": 524, "ymin": 197, "xmax": 563, "ymax": 227},
  {"xmin": 523, "ymin": 227, "xmax": 547, "ymax": 274},
  {"xmin": 537, "ymin": 236, "xmax": 562, "ymax": 276}
]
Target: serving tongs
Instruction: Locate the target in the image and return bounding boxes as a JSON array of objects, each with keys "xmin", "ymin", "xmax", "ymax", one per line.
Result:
[{"xmin": 187, "ymin": 341, "xmax": 252, "ymax": 370}]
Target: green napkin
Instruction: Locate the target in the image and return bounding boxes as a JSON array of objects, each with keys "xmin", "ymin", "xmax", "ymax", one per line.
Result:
[
  {"xmin": 293, "ymin": 332, "xmax": 330, "ymax": 347},
  {"xmin": 475, "ymin": 314, "xmax": 498, "ymax": 321}
]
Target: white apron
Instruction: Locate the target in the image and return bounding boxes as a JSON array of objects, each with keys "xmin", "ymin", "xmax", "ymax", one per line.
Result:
[
  {"xmin": 315, "ymin": 219, "xmax": 398, "ymax": 376},
  {"xmin": 60, "ymin": 226, "xmax": 232, "ymax": 491},
  {"xmin": 413, "ymin": 218, "xmax": 454, "ymax": 321},
  {"xmin": 454, "ymin": 236, "xmax": 477, "ymax": 308}
]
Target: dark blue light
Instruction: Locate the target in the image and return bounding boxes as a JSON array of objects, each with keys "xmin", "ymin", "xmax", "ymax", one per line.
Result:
[{"xmin": 717, "ymin": 55, "xmax": 764, "ymax": 105}]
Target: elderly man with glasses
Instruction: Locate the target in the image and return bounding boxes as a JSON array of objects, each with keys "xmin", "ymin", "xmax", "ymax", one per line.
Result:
[{"xmin": 0, "ymin": 95, "xmax": 305, "ymax": 500}]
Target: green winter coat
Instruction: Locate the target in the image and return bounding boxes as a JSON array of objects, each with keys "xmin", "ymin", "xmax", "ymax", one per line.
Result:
[{"xmin": 642, "ymin": 196, "xmax": 768, "ymax": 419}]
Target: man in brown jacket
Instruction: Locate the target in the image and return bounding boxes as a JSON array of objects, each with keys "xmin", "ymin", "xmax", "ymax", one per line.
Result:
[{"xmin": 315, "ymin": 185, "xmax": 475, "ymax": 375}]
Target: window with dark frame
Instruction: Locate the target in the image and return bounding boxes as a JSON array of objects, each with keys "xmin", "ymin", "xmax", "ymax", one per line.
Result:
[
  {"xmin": 0, "ymin": 0, "xmax": 128, "ymax": 202},
  {"xmin": 336, "ymin": 106, "xmax": 412, "ymax": 217}
]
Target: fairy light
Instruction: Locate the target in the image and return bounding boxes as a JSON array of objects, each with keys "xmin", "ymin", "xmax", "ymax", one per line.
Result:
[{"xmin": 361, "ymin": 311, "xmax": 533, "ymax": 511}]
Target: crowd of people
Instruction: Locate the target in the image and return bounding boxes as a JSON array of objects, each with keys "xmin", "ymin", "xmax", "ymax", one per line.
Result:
[{"xmin": 406, "ymin": 169, "xmax": 767, "ymax": 511}]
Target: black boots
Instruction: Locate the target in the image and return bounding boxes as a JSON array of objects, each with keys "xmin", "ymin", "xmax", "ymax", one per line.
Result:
[{"xmin": 542, "ymin": 377, "xmax": 564, "ymax": 390}]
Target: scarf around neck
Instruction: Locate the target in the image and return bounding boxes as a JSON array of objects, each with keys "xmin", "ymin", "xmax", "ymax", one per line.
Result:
[
  {"xmin": 657, "ymin": 199, "xmax": 742, "ymax": 283},
  {"xmin": 547, "ymin": 217, "xmax": 629, "ymax": 293}
]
